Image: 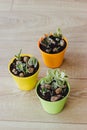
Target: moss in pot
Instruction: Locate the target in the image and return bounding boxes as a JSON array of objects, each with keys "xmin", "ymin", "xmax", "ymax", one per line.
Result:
[{"xmin": 36, "ymin": 69, "xmax": 70, "ymax": 114}]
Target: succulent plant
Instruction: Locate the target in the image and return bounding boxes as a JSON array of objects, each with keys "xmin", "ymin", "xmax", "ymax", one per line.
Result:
[
  {"xmin": 11, "ymin": 50, "xmax": 39, "ymax": 77},
  {"xmin": 40, "ymin": 28, "xmax": 66, "ymax": 54},
  {"xmin": 38, "ymin": 69, "xmax": 68, "ymax": 101},
  {"xmin": 28, "ymin": 57, "xmax": 38, "ymax": 68}
]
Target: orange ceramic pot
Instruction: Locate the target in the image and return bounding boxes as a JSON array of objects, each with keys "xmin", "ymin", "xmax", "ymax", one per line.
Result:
[{"xmin": 38, "ymin": 37, "xmax": 68, "ymax": 68}]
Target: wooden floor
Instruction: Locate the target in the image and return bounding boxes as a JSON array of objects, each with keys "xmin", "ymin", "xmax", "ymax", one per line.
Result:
[{"xmin": 0, "ymin": 0, "xmax": 87, "ymax": 129}]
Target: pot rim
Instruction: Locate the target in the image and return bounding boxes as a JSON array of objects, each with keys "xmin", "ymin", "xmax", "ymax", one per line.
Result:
[
  {"xmin": 38, "ymin": 36, "xmax": 68, "ymax": 55},
  {"xmin": 8, "ymin": 54, "xmax": 40, "ymax": 79},
  {"xmin": 36, "ymin": 77, "xmax": 70, "ymax": 103}
]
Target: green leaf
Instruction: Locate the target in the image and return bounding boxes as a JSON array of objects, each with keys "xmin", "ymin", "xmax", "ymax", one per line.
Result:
[
  {"xmin": 15, "ymin": 49, "xmax": 22, "ymax": 60},
  {"xmin": 28, "ymin": 57, "xmax": 38, "ymax": 68},
  {"xmin": 41, "ymin": 87, "xmax": 48, "ymax": 96},
  {"xmin": 16, "ymin": 62, "xmax": 25, "ymax": 72},
  {"xmin": 53, "ymin": 28, "xmax": 62, "ymax": 38},
  {"xmin": 16, "ymin": 62, "xmax": 29, "ymax": 74},
  {"xmin": 51, "ymin": 81, "xmax": 58, "ymax": 89},
  {"xmin": 40, "ymin": 77, "xmax": 51, "ymax": 85}
]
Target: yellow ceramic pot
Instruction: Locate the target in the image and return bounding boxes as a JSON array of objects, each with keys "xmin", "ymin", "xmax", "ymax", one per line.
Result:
[
  {"xmin": 8, "ymin": 54, "xmax": 40, "ymax": 91},
  {"xmin": 38, "ymin": 37, "xmax": 68, "ymax": 68}
]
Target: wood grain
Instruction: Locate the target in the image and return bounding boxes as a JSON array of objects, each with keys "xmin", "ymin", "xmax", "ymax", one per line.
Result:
[
  {"xmin": 0, "ymin": 77, "xmax": 87, "ymax": 123},
  {"xmin": 0, "ymin": 121, "xmax": 87, "ymax": 130},
  {"xmin": 0, "ymin": 0, "xmax": 87, "ymax": 129}
]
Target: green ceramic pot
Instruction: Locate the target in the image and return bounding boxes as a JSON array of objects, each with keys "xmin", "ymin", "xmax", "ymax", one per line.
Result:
[{"xmin": 36, "ymin": 78, "xmax": 70, "ymax": 114}]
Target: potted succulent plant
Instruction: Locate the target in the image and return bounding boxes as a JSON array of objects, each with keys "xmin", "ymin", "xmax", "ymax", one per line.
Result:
[
  {"xmin": 38, "ymin": 28, "xmax": 68, "ymax": 68},
  {"xmin": 36, "ymin": 69, "xmax": 70, "ymax": 114},
  {"xmin": 8, "ymin": 49, "xmax": 40, "ymax": 91}
]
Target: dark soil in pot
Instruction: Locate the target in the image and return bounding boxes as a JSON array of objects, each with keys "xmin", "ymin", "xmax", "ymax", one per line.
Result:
[
  {"xmin": 40, "ymin": 35, "xmax": 67, "ymax": 54},
  {"xmin": 10, "ymin": 56, "xmax": 39, "ymax": 77},
  {"xmin": 37, "ymin": 80, "xmax": 69, "ymax": 102}
]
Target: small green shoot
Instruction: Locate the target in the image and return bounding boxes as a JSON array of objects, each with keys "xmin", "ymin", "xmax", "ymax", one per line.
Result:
[
  {"xmin": 54, "ymin": 28, "xmax": 62, "ymax": 38},
  {"xmin": 15, "ymin": 49, "xmax": 22, "ymax": 60}
]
